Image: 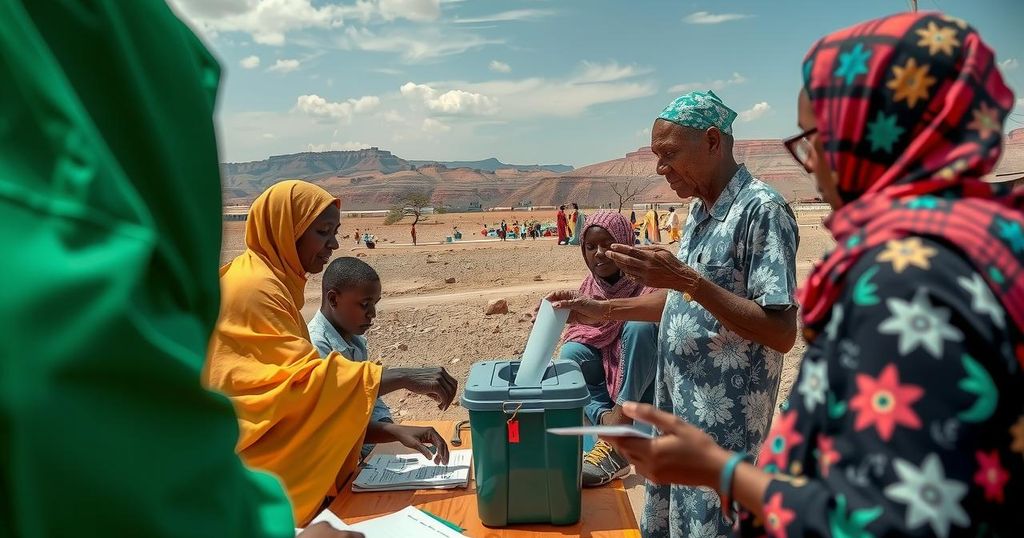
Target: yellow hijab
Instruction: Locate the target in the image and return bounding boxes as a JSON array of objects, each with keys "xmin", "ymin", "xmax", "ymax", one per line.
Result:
[{"xmin": 204, "ymin": 180, "xmax": 381, "ymax": 525}]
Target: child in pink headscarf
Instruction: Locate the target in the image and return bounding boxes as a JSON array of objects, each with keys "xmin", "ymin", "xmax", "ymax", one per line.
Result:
[{"xmin": 558, "ymin": 210, "xmax": 659, "ymax": 487}]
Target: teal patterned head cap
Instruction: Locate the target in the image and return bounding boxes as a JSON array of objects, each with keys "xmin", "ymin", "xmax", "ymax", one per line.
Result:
[{"xmin": 658, "ymin": 90, "xmax": 738, "ymax": 135}]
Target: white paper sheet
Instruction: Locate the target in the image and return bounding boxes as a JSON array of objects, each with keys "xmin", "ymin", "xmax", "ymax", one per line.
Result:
[
  {"xmin": 349, "ymin": 506, "xmax": 465, "ymax": 537},
  {"xmin": 546, "ymin": 425, "xmax": 655, "ymax": 438},
  {"xmin": 300, "ymin": 507, "xmax": 465, "ymax": 537},
  {"xmin": 513, "ymin": 299, "xmax": 569, "ymax": 386},
  {"xmin": 351, "ymin": 449, "xmax": 472, "ymax": 491}
]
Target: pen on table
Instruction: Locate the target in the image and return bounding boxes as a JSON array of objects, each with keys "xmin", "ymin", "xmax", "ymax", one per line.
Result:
[{"xmin": 418, "ymin": 508, "xmax": 464, "ymax": 532}]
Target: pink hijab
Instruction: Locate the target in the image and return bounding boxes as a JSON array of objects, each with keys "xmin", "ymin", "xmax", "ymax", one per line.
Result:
[{"xmin": 562, "ymin": 211, "xmax": 650, "ymax": 400}]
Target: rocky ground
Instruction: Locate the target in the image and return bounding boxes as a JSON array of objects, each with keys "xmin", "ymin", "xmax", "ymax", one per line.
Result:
[{"xmin": 221, "ymin": 207, "xmax": 835, "ymax": 517}]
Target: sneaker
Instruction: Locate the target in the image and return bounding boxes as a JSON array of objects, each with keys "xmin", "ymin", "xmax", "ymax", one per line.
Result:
[{"xmin": 582, "ymin": 439, "xmax": 630, "ymax": 487}]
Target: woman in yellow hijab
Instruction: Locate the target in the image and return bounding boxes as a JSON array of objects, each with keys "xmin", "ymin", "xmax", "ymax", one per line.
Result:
[{"xmin": 205, "ymin": 180, "xmax": 458, "ymax": 524}]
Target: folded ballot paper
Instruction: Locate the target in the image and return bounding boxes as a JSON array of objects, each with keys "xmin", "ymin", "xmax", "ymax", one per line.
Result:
[
  {"xmin": 351, "ymin": 449, "xmax": 472, "ymax": 492},
  {"xmin": 513, "ymin": 299, "xmax": 570, "ymax": 386},
  {"xmin": 301, "ymin": 506, "xmax": 465, "ymax": 537}
]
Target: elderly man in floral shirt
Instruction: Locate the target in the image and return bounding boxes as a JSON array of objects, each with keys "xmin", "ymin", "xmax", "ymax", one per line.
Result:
[{"xmin": 551, "ymin": 90, "xmax": 799, "ymax": 537}]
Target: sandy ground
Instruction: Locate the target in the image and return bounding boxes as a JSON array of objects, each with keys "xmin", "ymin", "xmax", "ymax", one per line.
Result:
[{"xmin": 220, "ymin": 207, "xmax": 835, "ymax": 518}]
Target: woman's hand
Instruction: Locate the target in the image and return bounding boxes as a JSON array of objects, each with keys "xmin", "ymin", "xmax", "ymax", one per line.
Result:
[
  {"xmin": 543, "ymin": 290, "xmax": 605, "ymax": 326},
  {"xmin": 384, "ymin": 423, "xmax": 451, "ymax": 464},
  {"xmin": 379, "ymin": 367, "xmax": 458, "ymax": 410},
  {"xmin": 602, "ymin": 402, "xmax": 730, "ymax": 488},
  {"xmin": 604, "ymin": 244, "xmax": 701, "ymax": 292}
]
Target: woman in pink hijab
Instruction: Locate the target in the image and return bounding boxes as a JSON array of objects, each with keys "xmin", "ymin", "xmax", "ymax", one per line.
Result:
[{"xmin": 550, "ymin": 210, "xmax": 659, "ymax": 487}]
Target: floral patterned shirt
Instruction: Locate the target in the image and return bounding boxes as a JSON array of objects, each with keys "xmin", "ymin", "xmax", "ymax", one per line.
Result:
[
  {"xmin": 741, "ymin": 236, "xmax": 1024, "ymax": 538},
  {"xmin": 644, "ymin": 165, "xmax": 800, "ymax": 538}
]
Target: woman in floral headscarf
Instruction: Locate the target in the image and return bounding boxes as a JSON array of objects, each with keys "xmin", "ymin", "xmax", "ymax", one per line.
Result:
[{"xmin": 602, "ymin": 12, "xmax": 1023, "ymax": 538}]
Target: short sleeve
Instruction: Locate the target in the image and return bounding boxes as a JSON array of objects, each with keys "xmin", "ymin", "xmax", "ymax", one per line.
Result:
[{"xmin": 745, "ymin": 201, "xmax": 799, "ymax": 309}]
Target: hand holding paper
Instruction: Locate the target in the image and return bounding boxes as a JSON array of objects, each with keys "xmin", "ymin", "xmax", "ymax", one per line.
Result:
[{"xmin": 514, "ymin": 299, "xmax": 569, "ymax": 386}]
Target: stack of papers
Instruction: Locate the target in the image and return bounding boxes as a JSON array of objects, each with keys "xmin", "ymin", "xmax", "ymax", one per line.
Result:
[
  {"xmin": 351, "ymin": 449, "xmax": 472, "ymax": 492},
  {"xmin": 303, "ymin": 506, "xmax": 465, "ymax": 537}
]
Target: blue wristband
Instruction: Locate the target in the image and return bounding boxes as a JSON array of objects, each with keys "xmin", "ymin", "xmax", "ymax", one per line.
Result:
[{"xmin": 719, "ymin": 451, "xmax": 748, "ymax": 501}]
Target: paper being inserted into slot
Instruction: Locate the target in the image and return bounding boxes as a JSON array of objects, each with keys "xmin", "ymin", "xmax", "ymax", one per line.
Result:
[{"xmin": 513, "ymin": 299, "xmax": 569, "ymax": 386}]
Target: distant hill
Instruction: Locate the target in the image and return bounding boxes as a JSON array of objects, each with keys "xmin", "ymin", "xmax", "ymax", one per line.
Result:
[
  {"xmin": 409, "ymin": 157, "xmax": 573, "ymax": 173},
  {"xmin": 220, "ymin": 132, "xmax": 1024, "ymax": 210}
]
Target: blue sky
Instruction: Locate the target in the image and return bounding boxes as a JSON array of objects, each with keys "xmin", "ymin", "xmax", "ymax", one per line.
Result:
[{"xmin": 167, "ymin": 0, "xmax": 1024, "ymax": 166}]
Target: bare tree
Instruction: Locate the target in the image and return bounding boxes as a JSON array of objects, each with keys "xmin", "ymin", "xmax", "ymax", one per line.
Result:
[
  {"xmin": 384, "ymin": 192, "xmax": 431, "ymax": 245},
  {"xmin": 607, "ymin": 177, "xmax": 652, "ymax": 212}
]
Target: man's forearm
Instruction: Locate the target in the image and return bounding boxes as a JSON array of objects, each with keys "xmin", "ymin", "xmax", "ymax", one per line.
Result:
[
  {"xmin": 605, "ymin": 289, "xmax": 668, "ymax": 322},
  {"xmin": 689, "ymin": 278, "xmax": 797, "ymax": 353}
]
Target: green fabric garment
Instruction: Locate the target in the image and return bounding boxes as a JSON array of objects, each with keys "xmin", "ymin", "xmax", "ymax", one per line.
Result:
[{"xmin": 0, "ymin": 1, "xmax": 293, "ymax": 536}]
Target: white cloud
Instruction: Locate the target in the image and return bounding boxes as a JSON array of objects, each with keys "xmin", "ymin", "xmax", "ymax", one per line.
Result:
[
  {"xmin": 262, "ymin": 133, "xmax": 276, "ymax": 139},
  {"xmin": 377, "ymin": 0, "xmax": 440, "ymax": 22},
  {"xmin": 294, "ymin": 94, "xmax": 381, "ymax": 123},
  {"xmin": 1000, "ymin": 58, "xmax": 1019, "ymax": 71},
  {"xmin": 739, "ymin": 102, "xmax": 771, "ymax": 122},
  {"xmin": 454, "ymin": 8, "xmax": 555, "ymax": 24},
  {"xmin": 341, "ymin": 26, "xmax": 501, "ymax": 62},
  {"xmin": 401, "ymin": 82, "xmax": 500, "ymax": 115},
  {"xmin": 267, "ymin": 58, "xmax": 301, "ymax": 73},
  {"xmin": 683, "ymin": 11, "xmax": 753, "ymax": 24},
  {"xmin": 576, "ymin": 61, "xmax": 650, "ymax": 83},
  {"xmin": 422, "ymin": 118, "xmax": 451, "ymax": 133},
  {"xmin": 306, "ymin": 141, "xmax": 373, "ymax": 152},
  {"xmin": 373, "ymin": 67, "xmax": 404, "ymax": 75},
  {"xmin": 668, "ymin": 72, "xmax": 747, "ymax": 93},
  {"xmin": 167, "ymin": 0, "xmax": 440, "ymax": 45},
  {"xmin": 636, "ymin": 127, "xmax": 651, "ymax": 138},
  {"xmin": 379, "ymin": 109, "xmax": 405, "ymax": 123},
  {"xmin": 438, "ymin": 62, "xmax": 656, "ymax": 119},
  {"xmin": 489, "ymin": 60, "xmax": 511, "ymax": 73},
  {"xmin": 240, "ymin": 55, "xmax": 261, "ymax": 69}
]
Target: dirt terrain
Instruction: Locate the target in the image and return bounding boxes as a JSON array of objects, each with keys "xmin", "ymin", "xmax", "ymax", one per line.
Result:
[{"xmin": 220, "ymin": 207, "xmax": 835, "ymax": 424}]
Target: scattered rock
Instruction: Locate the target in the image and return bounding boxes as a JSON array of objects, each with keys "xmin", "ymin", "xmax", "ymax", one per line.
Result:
[
  {"xmin": 399, "ymin": 410, "xmax": 409, "ymax": 417},
  {"xmin": 426, "ymin": 256, "xmax": 440, "ymax": 264},
  {"xmin": 422, "ymin": 327, "xmax": 435, "ymax": 333},
  {"xmin": 398, "ymin": 397, "xmax": 407, "ymax": 404},
  {"xmin": 450, "ymin": 358, "xmax": 461, "ymax": 365},
  {"xmin": 484, "ymin": 299, "xmax": 509, "ymax": 315},
  {"xmin": 445, "ymin": 277, "xmax": 456, "ymax": 284},
  {"xmin": 492, "ymin": 326, "xmax": 502, "ymax": 334},
  {"xmin": 533, "ymin": 274, "xmax": 543, "ymax": 281},
  {"xmin": 522, "ymin": 312, "xmax": 534, "ymax": 320},
  {"xmin": 356, "ymin": 252, "xmax": 367, "ymax": 257},
  {"xmin": 395, "ymin": 343, "xmax": 409, "ymax": 351}
]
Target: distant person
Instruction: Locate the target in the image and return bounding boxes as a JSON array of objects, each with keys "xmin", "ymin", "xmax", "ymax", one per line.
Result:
[
  {"xmin": 665, "ymin": 207, "xmax": 681, "ymax": 244},
  {"xmin": 568, "ymin": 203, "xmax": 586, "ymax": 245},
  {"xmin": 355, "ymin": 228, "xmax": 361, "ymax": 244},
  {"xmin": 549, "ymin": 211, "xmax": 659, "ymax": 487},
  {"xmin": 630, "ymin": 210, "xmax": 637, "ymax": 226},
  {"xmin": 512, "ymin": 220, "xmax": 521, "ymax": 240},
  {"xmin": 552, "ymin": 90, "xmax": 799, "ymax": 537},
  {"xmin": 533, "ymin": 222, "xmax": 542, "ymax": 240},
  {"xmin": 410, "ymin": 222, "xmax": 417, "ymax": 246},
  {"xmin": 363, "ymin": 232, "xmax": 376, "ymax": 249},
  {"xmin": 556, "ymin": 205, "xmax": 569, "ymax": 245},
  {"xmin": 0, "ymin": 2, "xmax": 357, "ymax": 536},
  {"xmin": 205, "ymin": 181, "xmax": 458, "ymax": 525},
  {"xmin": 500, "ymin": 219, "xmax": 508, "ymax": 241},
  {"xmin": 567, "ymin": 203, "xmax": 578, "ymax": 239},
  {"xmin": 642, "ymin": 207, "xmax": 661, "ymax": 244}
]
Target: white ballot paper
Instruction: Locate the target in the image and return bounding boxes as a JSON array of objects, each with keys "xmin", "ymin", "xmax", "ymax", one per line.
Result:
[
  {"xmin": 513, "ymin": 299, "xmax": 569, "ymax": 386},
  {"xmin": 301, "ymin": 506, "xmax": 465, "ymax": 537},
  {"xmin": 546, "ymin": 425, "xmax": 655, "ymax": 439},
  {"xmin": 351, "ymin": 449, "xmax": 472, "ymax": 492}
]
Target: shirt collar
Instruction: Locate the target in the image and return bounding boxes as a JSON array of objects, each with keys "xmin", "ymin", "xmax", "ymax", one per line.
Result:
[
  {"xmin": 311, "ymin": 310, "xmax": 361, "ymax": 357},
  {"xmin": 691, "ymin": 164, "xmax": 752, "ymax": 224}
]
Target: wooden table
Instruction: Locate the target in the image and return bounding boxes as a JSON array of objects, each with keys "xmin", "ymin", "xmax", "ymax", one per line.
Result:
[{"xmin": 329, "ymin": 420, "xmax": 641, "ymax": 537}]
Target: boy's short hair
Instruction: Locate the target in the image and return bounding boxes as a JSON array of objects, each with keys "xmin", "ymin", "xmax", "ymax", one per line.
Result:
[{"xmin": 322, "ymin": 257, "xmax": 380, "ymax": 293}]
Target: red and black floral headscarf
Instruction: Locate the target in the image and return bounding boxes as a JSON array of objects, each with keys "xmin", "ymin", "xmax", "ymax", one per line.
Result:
[{"xmin": 798, "ymin": 12, "xmax": 1023, "ymax": 335}]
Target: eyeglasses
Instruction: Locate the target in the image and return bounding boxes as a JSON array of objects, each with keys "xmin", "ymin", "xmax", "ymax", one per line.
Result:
[{"xmin": 783, "ymin": 127, "xmax": 818, "ymax": 173}]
